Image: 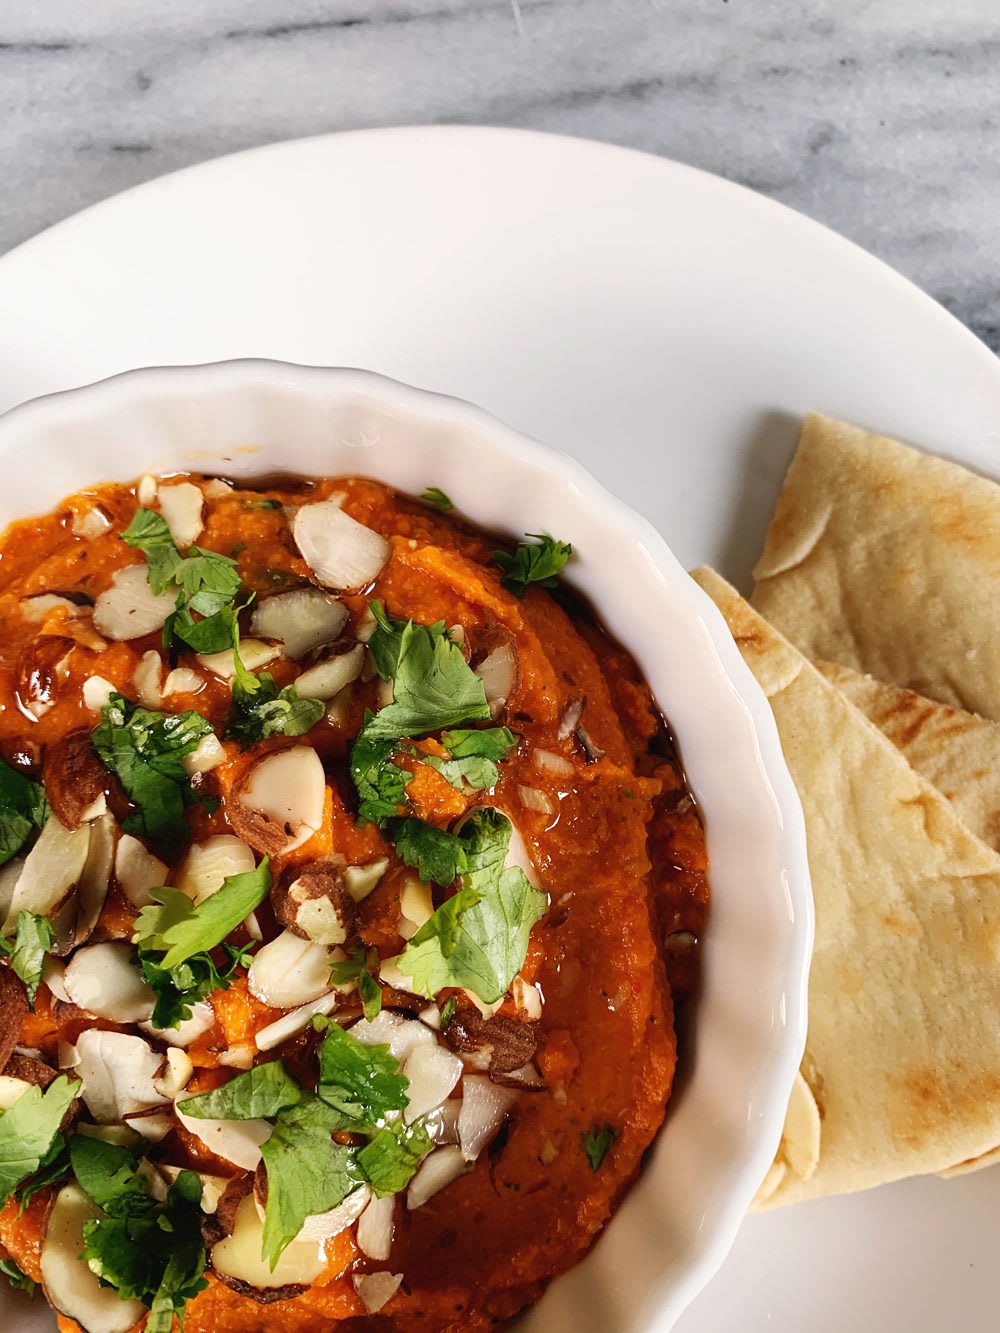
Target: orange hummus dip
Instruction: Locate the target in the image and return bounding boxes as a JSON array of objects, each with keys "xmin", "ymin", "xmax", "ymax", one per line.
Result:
[{"xmin": 0, "ymin": 472, "xmax": 708, "ymax": 1332}]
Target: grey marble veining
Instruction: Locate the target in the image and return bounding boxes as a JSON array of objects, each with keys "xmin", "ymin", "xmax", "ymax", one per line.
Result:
[{"xmin": 2, "ymin": 0, "xmax": 999, "ymax": 349}]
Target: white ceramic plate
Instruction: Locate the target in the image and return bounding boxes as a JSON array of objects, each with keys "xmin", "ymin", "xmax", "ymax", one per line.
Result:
[{"xmin": 0, "ymin": 126, "xmax": 997, "ymax": 1333}]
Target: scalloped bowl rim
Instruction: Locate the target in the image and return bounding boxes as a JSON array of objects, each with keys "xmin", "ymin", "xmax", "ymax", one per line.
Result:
[{"xmin": 0, "ymin": 361, "xmax": 812, "ymax": 1332}]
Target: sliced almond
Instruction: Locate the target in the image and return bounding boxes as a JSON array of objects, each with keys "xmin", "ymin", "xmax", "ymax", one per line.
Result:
[
  {"xmin": 406, "ymin": 1144, "xmax": 469, "ymax": 1210},
  {"xmin": 294, "ymin": 642, "xmax": 365, "ymax": 701},
  {"xmin": 3, "ymin": 816, "xmax": 91, "ymax": 932},
  {"xmin": 457, "ymin": 1075, "xmax": 518, "ymax": 1160},
  {"xmin": 133, "ymin": 649, "xmax": 163, "ymax": 708},
  {"xmin": 175, "ymin": 835, "xmax": 256, "ymax": 904},
  {"xmin": 211, "ymin": 1193, "xmax": 324, "ymax": 1292},
  {"xmin": 157, "ymin": 482, "xmax": 204, "ymax": 548},
  {"xmin": 137, "ymin": 475, "xmax": 158, "ymax": 505},
  {"xmin": 157, "ymin": 1163, "xmax": 228, "ymax": 1213},
  {"xmin": 0, "ymin": 857, "xmax": 23, "ymax": 930},
  {"xmin": 349, "ymin": 1010, "xmax": 434, "ymax": 1063},
  {"xmin": 175, "ymin": 1097, "xmax": 271, "ymax": 1171},
  {"xmin": 230, "ymin": 745, "xmax": 326, "ymax": 857},
  {"xmin": 401, "ymin": 1040, "xmax": 462, "ymax": 1123},
  {"xmin": 356, "ymin": 1191, "xmax": 395, "ymax": 1261},
  {"xmin": 125, "ymin": 1111, "xmax": 174, "ymax": 1144},
  {"xmin": 21, "ymin": 592, "xmax": 88, "ymax": 623},
  {"xmin": 294, "ymin": 1184, "xmax": 370, "ymax": 1242},
  {"xmin": 442, "ymin": 1005, "xmax": 538, "ymax": 1075},
  {"xmin": 82, "ymin": 675, "xmax": 116, "ymax": 712},
  {"xmin": 114, "ymin": 833, "xmax": 168, "ymax": 908},
  {"xmin": 43, "ymin": 730, "xmax": 108, "ymax": 833},
  {"xmin": 250, "ymin": 588, "xmax": 348, "ymax": 660},
  {"xmin": 42, "ymin": 956, "xmax": 71, "ymax": 1004},
  {"xmin": 72, "ymin": 507, "xmax": 112, "ymax": 539},
  {"xmin": 532, "ymin": 748, "xmax": 574, "ymax": 778},
  {"xmin": 162, "ymin": 666, "xmax": 206, "ymax": 697},
  {"xmin": 518, "ymin": 784, "xmax": 555, "ymax": 815},
  {"xmin": 293, "ymin": 499, "xmax": 390, "ymax": 592},
  {"xmin": 255, "ymin": 991, "xmax": 339, "ymax": 1052},
  {"xmin": 140, "ymin": 1001, "xmax": 215, "ymax": 1049},
  {"xmin": 153, "ymin": 1048, "xmax": 194, "ymax": 1099},
  {"xmin": 344, "ymin": 857, "xmax": 389, "ymax": 904},
  {"xmin": 41, "ymin": 1184, "xmax": 146, "ymax": 1333},
  {"xmin": 74, "ymin": 1029, "xmax": 167, "ymax": 1123},
  {"xmin": 354, "ymin": 1271, "xmax": 403, "ymax": 1315},
  {"xmin": 73, "ymin": 812, "xmax": 115, "ymax": 948},
  {"xmin": 472, "ymin": 627, "xmax": 519, "ymax": 719},
  {"xmin": 272, "ymin": 861, "xmax": 355, "ymax": 946},
  {"xmin": 218, "ymin": 1044, "xmax": 255, "ymax": 1070},
  {"xmin": 202, "ymin": 478, "xmax": 232, "ymax": 500},
  {"xmin": 182, "ymin": 732, "xmax": 226, "ymax": 776},
  {"xmin": 93, "ymin": 564, "xmax": 176, "ymax": 640},
  {"xmin": 63, "ymin": 942, "xmax": 155, "ymax": 1022},
  {"xmin": 247, "ymin": 929, "xmax": 336, "ymax": 1009},
  {"xmin": 0, "ymin": 1074, "xmax": 31, "ymax": 1110},
  {"xmin": 197, "ymin": 638, "xmax": 281, "ymax": 681},
  {"xmin": 510, "ymin": 975, "xmax": 543, "ymax": 1023}
]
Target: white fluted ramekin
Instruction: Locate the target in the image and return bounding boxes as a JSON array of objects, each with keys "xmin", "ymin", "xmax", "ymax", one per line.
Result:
[{"xmin": 0, "ymin": 362, "xmax": 811, "ymax": 1333}]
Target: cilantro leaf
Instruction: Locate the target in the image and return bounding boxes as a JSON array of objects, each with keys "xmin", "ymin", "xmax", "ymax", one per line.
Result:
[
  {"xmin": 386, "ymin": 816, "xmax": 469, "ymax": 887},
  {"xmin": 132, "ymin": 859, "xmax": 270, "ymax": 971},
  {"xmin": 179, "ymin": 1061, "xmax": 304, "ymax": 1121},
  {"xmin": 0, "ymin": 760, "xmax": 48, "ymax": 867},
  {"xmin": 122, "ymin": 509, "xmax": 184, "ymax": 593},
  {"xmin": 398, "ymin": 807, "xmax": 547, "ymax": 1003},
  {"xmin": 314, "ymin": 1019, "xmax": 409, "ymax": 1126},
  {"xmin": 0, "ymin": 1076, "xmax": 79, "ymax": 1205},
  {"xmin": 357, "ymin": 1119, "xmax": 433, "ymax": 1196},
  {"xmin": 419, "ymin": 487, "xmax": 454, "ymax": 512},
  {"xmin": 330, "ymin": 946, "xmax": 383, "ymax": 1021},
  {"xmin": 0, "ymin": 1256, "xmax": 35, "ymax": 1297},
  {"xmin": 494, "ymin": 532, "xmax": 572, "ymax": 597},
  {"xmin": 440, "ymin": 727, "xmax": 517, "ymax": 761},
  {"xmin": 439, "ymin": 996, "xmax": 457, "ymax": 1028},
  {"xmin": 581, "ymin": 1123, "xmax": 617, "ymax": 1170},
  {"xmin": 16, "ymin": 1133, "xmax": 70, "ymax": 1212},
  {"xmin": 350, "ymin": 727, "xmax": 412, "ymax": 825},
  {"xmin": 138, "ymin": 940, "xmax": 253, "ymax": 1030},
  {"xmin": 224, "ymin": 672, "xmax": 324, "ymax": 747},
  {"xmin": 260, "ymin": 1097, "xmax": 366, "ymax": 1269},
  {"xmin": 422, "ymin": 753, "xmax": 500, "ymax": 791},
  {"xmin": 0, "ymin": 912, "xmax": 53, "ymax": 1003},
  {"xmin": 71, "ymin": 1134, "xmax": 208, "ymax": 1328},
  {"xmin": 363, "ymin": 616, "xmax": 490, "ymax": 742},
  {"xmin": 91, "ymin": 693, "xmax": 215, "ymax": 847}
]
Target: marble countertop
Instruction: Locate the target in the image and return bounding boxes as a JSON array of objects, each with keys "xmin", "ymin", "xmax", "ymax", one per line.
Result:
[{"xmin": 2, "ymin": 0, "xmax": 998, "ymax": 352}]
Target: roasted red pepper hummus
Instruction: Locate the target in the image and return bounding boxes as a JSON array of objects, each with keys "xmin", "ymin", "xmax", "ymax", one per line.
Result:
[{"xmin": 0, "ymin": 472, "xmax": 708, "ymax": 1332}]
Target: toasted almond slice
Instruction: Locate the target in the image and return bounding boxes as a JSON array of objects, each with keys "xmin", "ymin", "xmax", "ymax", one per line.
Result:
[
  {"xmin": 406, "ymin": 1145, "xmax": 469, "ymax": 1210},
  {"xmin": 125, "ymin": 1111, "xmax": 174, "ymax": 1143},
  {"xmin": 247, "ymin": 929, "xmax": 335, "ymax": 1009},
  {"xmin": 140, "ymin": 1001, "xmax": 215, "ymax": 1049},
  {"xmin": 504, "ymin": 817, "xmax": 539, "ymax": 890},
  {"xmin": 532, "ymin": 748, "xmax": 574, "ymax": 778},
  {"xmin": 202, "ymin": 477, "xmax": 232, "ymax": 500},
  {"xmin": 48, "ymin": 756, "xmax": 98, "ymax": 838},
  {"xmin": 250, "ymin": 588, "xmax": 349, "ymax": 660},
  {"xmin": 510, "ymin": 975, "xmax": 543, "ymax": 1023},
  {"xmin": 114, "ymin": 833, "xmax": 168, "ymax": 909},
  {"xmin": 137, "ymin": 475, "xmax": 157, "ymax": 505},
  {"xmin": 350, "ymin": 1010, "xmax": 434, "ymax": 1063},
  {"xmin": 0, "ymin": 1074, "xmax": 31, "ymax": 1110},
  {"xmin": 293, "ymin": 500, "xmax": 390, "ymax": 592},
  {"xmin": 294, "ymin": 1185, "xmax": 370, "ymax": 1243},
  {"xmin": 398, "ymin": 878, "xmax": 433, "ymax": 940},
  {"xmin": 175, "ymin": 835, "xmax": 256, "ymax": 904},
  {"xmin": 273, "ymin": 862, "xmax": 355, "ymax": 946},
  {"xmin": 230, "ymin": 745, "xmax": 326, "ymax": 857},
  {"xmin": 402, "ymin": 1041, "xmax": 462, "ymax": 1123},
  {"xmin": 133, "ymin": 649, "xmax": 163, "ymax": 708},
  {"xmin": 255, "ymin": 991, "xmax": 339, "ymax": 1052},
  {"xmin": 356, "ymin": 1192, "xmax": 396, "ymax": 1262},
  {"xmin": 162, "ymin": 666, "xmax": 206, "ymax": 697},
  {"xmin": 182, "ymin": 732, "xmax": 226, "ymax": 776},
  {"xmin": 442, "ymin": 1005, "xmax": 538, "ymax": 1075},
  {"xmin": 457, "ymin": 1075, "xmax": 518, "ymax": 1160},
  {"xmin": 472, "ymin": 628, "xmax": 518, "ymax": 719},
  {"xmin": 42, "ymin": 1184, "xmax": 146, "ymax": 1333},
  {"xmin": 72, "ymin": 813, "xmax": 116, "ymax": 948},
  {"xmin": 157, "ymin": 482, "xmax": 204, "ymax": 547},
  {"xmin": 218, "ymin": 1044, "xmax": 255, "ymax": 1070},
  {"xmin": 74, "ymin": 1030, "xmax": 167, "ymax": 1123},
  {"xmin": 157, "ymin": 1163, "xmax": 229, "ymax": 1213},
  {"xmin": 93, "ymin": 564, "xmax": 176, "ymax": 640},
  {"xmin": 3, "ymin": 816, "xmax": 91, "ymax": 932},
  {"xmin": 82, "ymin": 675, "xmax": 115, "ymax": 711},
  {"xmin": 211, "ymin": 1192, "xmax": 325, "ymax": 1292},
  {"xmin": 42, "ymin": 956, "xmax": 71, "ymax": 1004},
  {"xmin": 781, "ymin": 1070, "xmax": 822, "ymax": 1181},
  {"xmin": 63, "ymin": 942, "xmax": 155, "ymax": 1023},
  {"xmin": 377, "ymin": 955, "xmax": 414, "ymax": 994},
  {"xmin": 175, "ymin": 1098, "xmax": 271, "ymax": 1171},
  {"xmin": 153, "ymin": 1048, "xmax": 194, "ymax": 1100},
  {"xmin": 425, "ymin": 1098, "xmax": 461, "ymax": 1146},
  {"xmin": 354, "ymin": 1271, "xmax": 404, "ymax": 1315},
  {"xmin": 344, "ymin": 857, "xmax": 389, "ymax": 904},
  {"xmin": 197, "ymin": 638, "xmax": 281, "ymax": 680},
  {"xmin": 72, "ymin": 507, "xmax": 112, "ymax": 539},
  {"xmin": 0, "ymin": 857, "xmax": 23, "ymax": 926},
  {"xmin": 294, "ymin": 642, "xmax": 365, "ymax": 701}
]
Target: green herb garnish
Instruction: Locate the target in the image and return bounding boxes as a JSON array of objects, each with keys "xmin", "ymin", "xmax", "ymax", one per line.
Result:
[
  {"xmin": 224, "ymin": 672, "xmax": 323, "ymax": 747},
  {"xmin": 330, "ymin": 945, "xmax": 383, "ymax": 1021},
  {"xmin": 91, "ymin": 693, "xmax": 215, "ymax": 847},
  {"xmin": 0, "ymin": 760, "xmax": 48, "ymax": 867},
  {"xmin": 0, "ymin": 1257, "xmax": 35, "ymax": 1296},
  {"xmin": 0, "ymin": 1076, "xmax": 79, "ymax": 1206},
  {"xmin": 581, "ymin": 1123, "xmax": 617, "ymax": 1170},
  {"xmin": 420, "ymin": 487, "xmax": 454, "ymax": 512},
  {"xmin": 494, "ymin": 532, "xmax": 572, "ymax": 597},
  {"xmin": 0, "ymin": 912, "xmax": 54, "ymax": 1004},
  {"xmin": 132, "ymin": 860, "xmax": 270, "ymax": 971}
]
